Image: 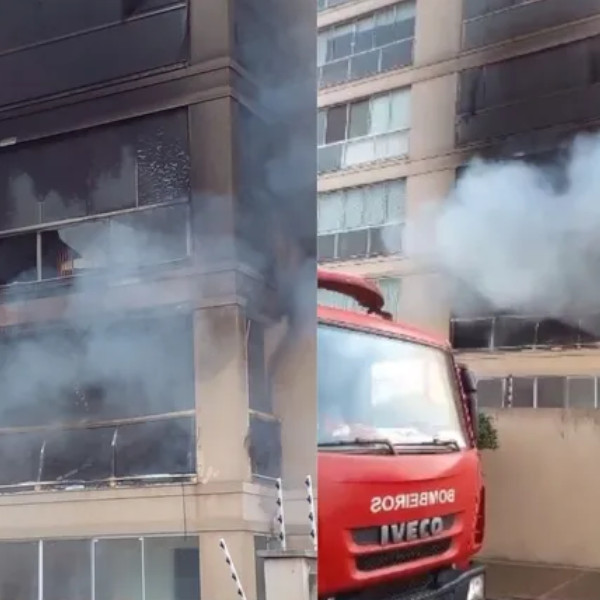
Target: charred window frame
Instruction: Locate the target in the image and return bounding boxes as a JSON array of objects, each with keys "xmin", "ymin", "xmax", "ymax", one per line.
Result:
[
  {"xmin": 462, "ymin": 0, "xmax": 600, "ymax": 51},
  {"xmin": 317, "ymin": 180, "xmax": 405, "ymax": 262},
  {"xmin": 0, "ymin": 312, "xmax": 196, "ymax": 492},
  {"xmin": 0, "ymin": 1, "xmax": 189, "ymax": 107},
  {"xmin": 0, "ymin": 109, "xmax": 191, "ymax": 289},
  {"xmin": 475, "ymin": 374, "xmax": 598, "ymax": 409},
  {"xmin": 248, "ymin": 414, "xmax": 282, "ymax": 481},
  {"xmin": 0, "ymin": 535, "xmax": 200, "ymax": 600},
  {"xmin": 451, "ymin": 313, "xmax": 600, "ymax": 351},
  {"xmin": 317, "ymin": 2, "xmax": 415, "ymax": 88}
]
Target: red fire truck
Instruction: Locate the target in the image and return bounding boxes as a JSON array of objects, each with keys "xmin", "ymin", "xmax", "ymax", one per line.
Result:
[{"xmin": 317, "ymin": 268, "xmax": 485, "ymax": 600}]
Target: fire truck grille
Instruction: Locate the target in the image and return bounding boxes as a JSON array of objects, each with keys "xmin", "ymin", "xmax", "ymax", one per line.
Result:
[
  {"xmin": 355, "ymin": 538, "xmax": 451, "ymax": 572},
  {"xmin": 333, "ymin": 573, "xmax": 434, "ymax": 600}
]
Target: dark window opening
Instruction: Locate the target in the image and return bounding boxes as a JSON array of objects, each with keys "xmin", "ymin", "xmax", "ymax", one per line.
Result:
[
  {"xmin": 536, "ymin": 318, "xmax": 581, "ymax": 347},
  {"xmin": 41, "ymin": 221, "xmax": 110, "ymax": 280},
  {"xmin": 494, "ymin": 316, "xmax": 537, "ymax": 348},
  {"xmin": 0, "ymin": 433, "xmax": 43, "ymax": 488},
  {"xmin": 249, "ymin": 416, "xmax": 282, "ymax": 479},
  {"xmin": 536, "ymin": 377, "xmax": 565, "ymax": 409},
  {"xmin": 579, "ymin": 314, "xmax": 600, "ymax": 345},
  {"xmin": 324, "ymin": 105, "xmax": 347, "ymax": 144},
  {"xmin": 0, "ymin": 109, "xmax": 189, "ymax": 233},
  {"xmin": 0, "ymin": 542, "xmax": 38, "ymax": 600},
  {"xmin": 248, "ymin": 321, "xmax": 271, "ymax": 413},
  {"xmin": 43, "ymin": 540, "xmax": 91, "ymax": 600},
  {"xmin": 451, "ymin": 319, "xmax": 493, "ymax": 350},
  {"xmin": 115, "ymin": 417, "xmax": 195, "ymax": 479},
  {"xmin": 0, "ymin": 313, "xmax": 194, "ymax": 428},
  {"xmin": 174, "ymin": 548, "xmax": 201, "ymax": 600},
  {"xmin": 0, "ymin": 233, "xmax": 37, "ymax": 286},
  {"xmin": 41, "ymin": 427, "xmax": 114, "ymax": 485}
]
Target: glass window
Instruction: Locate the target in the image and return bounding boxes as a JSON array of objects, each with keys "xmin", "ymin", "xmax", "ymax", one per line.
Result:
[
  {"xmin": 144, "ymin": 537, "xmax": 200, "ymax": 600},
  {"xmin": 43, "ymin": 540, "xmax": 91, "ymax": 600},
  {"xmin": 317, "ymin": 180, "xmax": 406, "ymax": 262},
  {"xmin": 344, "ymin": 188, "xmax": 365, "ymax": 229},
  {"xmin": 0, "ymin": 109, "xmax": 189, "ymax": 234},
  {"xmin": 318, "ymin": 2, "xmax": 415, "ymax": 87},
  {"xmin": 324, "ymin": 105, "xmax": 347, "ymax": 144},
  {"xmin": 389, "ymin": 89, "xmax": 411, "ymax": 131},
  {"xmin": 95, "ymin": 538, "xmax": 143, "ymax": 600},
  {"xmin": 318, "ymin": 325, "xmax": 468, "ymax": 448},
  {"xmin": 348, "ymin": 100, "xmax": 371, "ymax": 138},
  {"xmin": 41, "ymin": 428, "xmax": 115, "ymax": 485},
  {"xmin": 536, "ymin": 377, "xmax": 565, "ymax": 408},
  {"xmin": 567, "ymin": 377, "xmax": 595, "ymax": 408},
  {"xmin": 0, "ymin": 542, "xmax": 38, "ymax": 600},
  {"xmin": 0, "ymin": 7, "xmax": 188, "ymax": 107},
  {"xmin": 0, "ymin": 433, "xmax": 43, "ymax": 487},
  {"xmin": 477, "ymin": 378, "xmax": 504, "ymax": 409},
  {"xmin": 511, "ymin": 377, "xmax": 535, "ymax": 408},
  {"xmin": 318, "ymin": 192, "xmax": 344, "ymax": 233},
  {"xmin": 370, "ymin": 95, "xmax": 391, "ymax": 135},
  {"xmin": 377, "ymin": 277, "xmax": 402, "ymax": 318}
]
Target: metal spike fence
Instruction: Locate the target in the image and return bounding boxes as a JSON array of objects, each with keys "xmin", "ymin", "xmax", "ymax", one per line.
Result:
[
  {"xmin": 275, "ymin": 477, "xmax": 287, "ymax": 550},
  {"xmin": 305, "ymin": 475, "xmax": 317, "ymax": 550},
  {"xmin": 218, "ymin": 538, "xmax": 248, "ymax": 600}
]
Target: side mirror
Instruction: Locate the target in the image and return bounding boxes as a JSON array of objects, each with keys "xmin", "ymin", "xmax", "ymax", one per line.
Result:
[{"xmin": 458, "ymin": 364, "xmax": 479, "ymax": 442}]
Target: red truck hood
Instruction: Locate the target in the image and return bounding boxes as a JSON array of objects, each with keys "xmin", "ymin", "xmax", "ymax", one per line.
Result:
[{"xmin": 318, "ymin": 449, "xmax": 483, "ymax": 597}]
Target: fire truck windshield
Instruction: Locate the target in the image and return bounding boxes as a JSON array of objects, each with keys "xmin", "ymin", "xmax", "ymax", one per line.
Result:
[{"xmin": 318, "ymin": 324, "xmax": 468, "ymax": 450}]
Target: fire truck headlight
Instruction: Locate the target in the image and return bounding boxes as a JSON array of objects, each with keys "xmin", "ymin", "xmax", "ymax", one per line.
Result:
[{"xmin": 467, "ymin": 574, "xmax": 485, "ymax": 600}]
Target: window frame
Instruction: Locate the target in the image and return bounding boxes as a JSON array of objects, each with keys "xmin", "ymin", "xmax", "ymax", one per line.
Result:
[
  {"xmin": 318, "ymin": 88, "xmax": 411, "ymax": 172},
  {"xmin": 317, "ymin": 179, "xmax": 406, "ymax": 261},
  {"xmin": 317, "ymin": 2, "xmax": 416, "ymax": 87}
]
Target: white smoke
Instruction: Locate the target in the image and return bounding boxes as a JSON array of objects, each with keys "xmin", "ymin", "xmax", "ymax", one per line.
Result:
[{"xmin": 405, "ymin": 132, "xmax": 600, "ymax": 319}]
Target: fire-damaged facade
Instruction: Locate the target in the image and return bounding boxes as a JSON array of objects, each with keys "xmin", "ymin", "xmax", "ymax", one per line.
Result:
[{"xmin": 0, "ymin": 1, "xmax": 316, "ymax": 599}]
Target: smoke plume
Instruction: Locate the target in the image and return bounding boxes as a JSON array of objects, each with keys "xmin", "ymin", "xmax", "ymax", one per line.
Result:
[{"xmin": 405, "ymin": 132, "xmax": 600, "ymax": 319}]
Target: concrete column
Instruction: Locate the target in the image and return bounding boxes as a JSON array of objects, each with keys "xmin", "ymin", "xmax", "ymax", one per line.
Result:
[
  {"xmin": 194, "ymin": 304, "xmax": 251, "ymax": 483},
  {"xmin": 400, "ymin": 170, "xmax": 456, "ymax": 337},
  {"xmin": 409, "ymin": 73, "xmax": 458, "ymax": 161},
  {"xmin": 413, "ymin": 0, "xmax": 463, "ymax": 66},
  {"xmin": 259, "ymin": 550, "xmax": 317, "ymax": 600},
  {"xmin": 189, "ymin": 0, "xmax": 233, "ymax": 64},
  {"xmin": 200, "ymin": 531, "xmax": 258, "ymax": 600}
]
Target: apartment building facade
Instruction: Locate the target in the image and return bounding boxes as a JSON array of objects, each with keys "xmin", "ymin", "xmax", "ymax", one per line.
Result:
[
  {"xmin": 0, "ymin": 1, "xmax": 316, "ymax": 599},
  {"xmin": 318, "ymin": 0, "xmax": 600, "ymax": 568}
]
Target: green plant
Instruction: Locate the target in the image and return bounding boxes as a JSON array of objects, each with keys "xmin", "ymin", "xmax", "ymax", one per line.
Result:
[{"xmin": 477, "ymin": 412, "xmax": 499, "ymax": 450}]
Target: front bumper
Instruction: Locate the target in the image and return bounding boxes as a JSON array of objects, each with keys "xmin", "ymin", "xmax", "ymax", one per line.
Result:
[
  {"xmin": 323, "ymin": 564, "xmax": 485, "ymax": 600},
  {"xmin": 410, "ymin": 564, "xmax": 485, "ymax": 600}
]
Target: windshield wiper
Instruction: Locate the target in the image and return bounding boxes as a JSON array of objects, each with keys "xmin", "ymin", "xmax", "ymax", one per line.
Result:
[
  {"xmin": 318, "ymin": 437, "xmax": 396, "ymax": 455},
  {"xmin": 393, "ymin": 438, "xmax": 460, "ymax": 452}
]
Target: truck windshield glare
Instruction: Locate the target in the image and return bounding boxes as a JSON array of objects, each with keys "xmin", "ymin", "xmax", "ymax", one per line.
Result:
[{"xmin": 318, "ymin": 324, "xmax": 468, "ymax": 450}]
